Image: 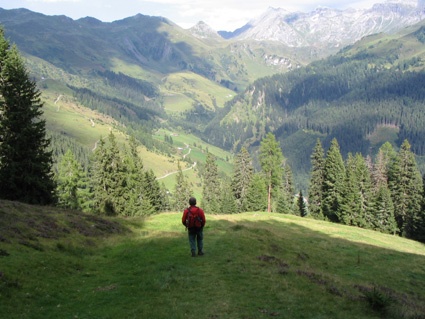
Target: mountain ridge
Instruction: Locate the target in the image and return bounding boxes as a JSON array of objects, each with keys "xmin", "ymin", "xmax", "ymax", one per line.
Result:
[{"xmin": 221, "ymin": 1, "xmax": 425, "ymax": 49}]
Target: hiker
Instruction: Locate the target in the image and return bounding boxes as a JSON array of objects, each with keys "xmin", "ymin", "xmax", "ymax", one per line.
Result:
[{"xmin": 182, "ymin": 197, "xmax": 206, "ymax": 257}]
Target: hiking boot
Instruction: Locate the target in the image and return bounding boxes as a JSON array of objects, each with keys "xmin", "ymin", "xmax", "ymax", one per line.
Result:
[
  {"xmin": 191, "ymin": 250, "xmax": 196, "ymax": 257},
  {"xmin": 198, "ymin": 251, "xmax": 204, "ymax": 256}
]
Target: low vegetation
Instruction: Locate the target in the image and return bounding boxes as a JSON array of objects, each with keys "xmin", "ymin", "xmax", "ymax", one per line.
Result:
[{"xmin": 1, "ymin": 200, "xmax": 424, "ymax": 319}]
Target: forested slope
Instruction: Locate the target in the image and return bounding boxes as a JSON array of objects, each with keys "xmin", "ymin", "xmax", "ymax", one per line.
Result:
[{"xmin": 204, "ymin": 21, "xmax": 425, "ymax": 185}]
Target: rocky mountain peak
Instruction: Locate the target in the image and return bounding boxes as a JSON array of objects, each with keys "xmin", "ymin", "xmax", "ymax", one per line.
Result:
[{"xmin": 189, "ymin": 21, "xmax": 221, "ymax": 39}]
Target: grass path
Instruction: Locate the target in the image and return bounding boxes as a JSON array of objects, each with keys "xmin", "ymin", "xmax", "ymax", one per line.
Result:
[{"xmin": 1, "ymin": 203, "xmax": 424, "ymax": 319}]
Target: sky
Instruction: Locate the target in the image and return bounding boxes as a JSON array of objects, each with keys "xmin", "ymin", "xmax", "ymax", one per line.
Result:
[{"xmin": 1, "ymin": 0, "xmax": 384, "ymax": 31}]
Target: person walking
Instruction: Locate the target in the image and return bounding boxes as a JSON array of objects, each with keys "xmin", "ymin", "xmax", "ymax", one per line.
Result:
[{"xmin": 182, "ymin": 197, "xmax": 206, "ymax": 257}]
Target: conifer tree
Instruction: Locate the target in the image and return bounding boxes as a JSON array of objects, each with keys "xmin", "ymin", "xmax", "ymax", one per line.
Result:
[
  {"xmin": 388, "ymin": 140, "xmax": 423, "ymax": 237},
  {"xmin": 356, "ymin": 153, "xmax": 374, "ymax": 225},
  {"xmin": 158, "ymin": 182, "xmax": 171, "ymax": 212},
  {"xmin": 297, "ymin": 190, "xmax": 308, "ymax": 217},
  {"xmin": 220, "ymin": 179, "xmax": 238, "ymax": 214},
  {"xmin": 56, "ymin": 149, "xmax": 89, "ymax": 210},
  {"xmin": 122, "ymin": 137, "xmax": 154, "ymax": 216},
  {"xmin": 274, "ymin": 164, "xmax": 295, "ymax": 214},
  {"xmin": 282, "ymin": 162, "xmax": 295, "ymax": 201},
  {"xmin": 340, "ymin": 153, "xmax": 373, "ymax": 228},
  {"xmin": 143, "ymin": 169, "xmax": 162, "ymax": 213},
  {"xmin": 231, "ymin": 147, "xmax": 254, "ymax": 211},
  {"xmin": 202, "ymin": 152, "xmax": 221, "ymax": 214},
  {"xmin": 309, "ymin": 139, "xmax": 325, "ymax": 219},
  {"xmin": 244, "ymin": 173, "xmax": 268, "ymax": 212},
  {"xmin": 275, "ymin": 185, "xmax": 293, "ymax": 214},
  {"xmin": 92, "ymin": 132, "xmax": 126, "ymax": 215},
  {"xmin": 0, "ymin": 29, "xmax": 55, "ymax": 204},
  {"xmin": 259, "ymin": 133, "xmax": 284, "ymax": 212},
  {"xmin": 372, "ymin": 184, "xmax": 397, "ymax": 234},
  {"xmin": 322, "ymin": 138, "xmax": 345, "ymax": 222},
  {"xmin": 173, "ymin": 161, "xmax": 192, "ymax": 212},
  {"xmin": 340, "ymin": 153, "xmax": 359, "ymax": 225},
  {"xmin": 372, "ymin": 142, "xmax": 396, "ymax": 190}
]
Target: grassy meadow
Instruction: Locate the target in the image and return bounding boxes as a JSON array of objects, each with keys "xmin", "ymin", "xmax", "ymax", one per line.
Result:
[{"xmin": 1, "ymin": 200, "xmax": 424, "ymax": 319}]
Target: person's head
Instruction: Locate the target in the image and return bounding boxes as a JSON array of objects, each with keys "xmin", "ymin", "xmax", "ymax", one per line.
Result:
[{"xmin": 189, "ymin": 197, "xmax": 196, "ymax": 206}]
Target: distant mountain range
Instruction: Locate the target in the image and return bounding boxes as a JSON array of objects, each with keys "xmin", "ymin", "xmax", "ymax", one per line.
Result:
[
  {"xmin": 215, "ymin": 0, "xmax": 425, "ymax": 49},
  {"xmin": 2, "ymin": 0, "xmax": 425, "ymax": 75}
]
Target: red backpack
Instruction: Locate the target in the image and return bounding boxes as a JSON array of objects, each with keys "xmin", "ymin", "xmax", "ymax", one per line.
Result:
[{"xmin": 186, "ymin": 207, "xmax": 203, "ymax": 229}]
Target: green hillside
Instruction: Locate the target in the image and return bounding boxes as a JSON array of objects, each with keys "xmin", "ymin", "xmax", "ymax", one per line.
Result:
[{"xmin": 1, "ymin": 200, "xmax": 424, "ymax": 319}]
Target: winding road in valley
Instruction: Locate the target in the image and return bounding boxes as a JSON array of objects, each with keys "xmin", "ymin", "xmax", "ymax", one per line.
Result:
[{"xmin": 156, "ymin": 143, "xmax": 196, "ymax": 180}]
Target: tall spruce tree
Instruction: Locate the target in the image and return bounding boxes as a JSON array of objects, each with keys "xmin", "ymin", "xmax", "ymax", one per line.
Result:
[
  {"xmin": 122, "ymin": 137, "xmax": 155, "ymax": 216},
  {"xmin": 372, "ymin": 184, "xmax": 397, "ymax": 234},
  {"xmin": 275, "ymin": 187, "xmax": 292, "ymax": 214},
  {"xmin": 371, "ymin": 143, "xmax": 398, "ymax": 234},
  {"xmin": 322, "ymin": 138, "xmax": 345, "ymax": 222},
  {"xmin": 372, "ymin": 142, "xmax": 396, "ymax": 190},
  {"xmin": 340, "ymin": 153, "xmax": 373, "ymax": 228},
  {"xmin": 173, "ymin": 161, "xmax": 192, "ymax": 212},
  {"xmin": 202, "ymin": 152, "xmax": 221, "ymax": 214},
  {"xmin": 231, "ymin": 147, "xmax": 254, "ymax": 211},
  {"xmin": 358, "ymin": 153, "xmax": 374, "ymax": 227},
  {"xmin": 56, "ymin": 149, "xmax": 88, "ymax": 210},
  {"xmin": 282, "ymin": 162, "xmax": 295, "ymax": 202},
  {"xmin": 91, "ymin": 132, "xmax": 126, "ymax": 215},
  {"xmin": 244, "ymin": 173, "xmax": 268, "ymax": 212},
  {"xmin": 0, "ymin": 29, "xmax": 55, "ymax": 204},
  {"xmin": 143, "ymin": 169, "xmax": 163, "ymax": 213},
  {"xmin": 340, "ymin": 153, "xmax": 359, "ymax": 225},
  {"xmin": 220, "ymin": 179, "xmax": 238, "ymax": 214},
  {"xmin": 297, "ymin": 190, "xmax": 308, "ymax": 217},
  {"xmin": 259, "ymin": 133, "xmax": 284, "ymax": 212},
  {"xmin": 309, "ymin": 139, "xmax": 325, "ymax": 219},
  {"xmin": 388, "ymin": 140, "xmax": 423, "ymax": 238},
  {"xmin": 275, "ymin": 162, "xmax": 295, "ymax": 214}
]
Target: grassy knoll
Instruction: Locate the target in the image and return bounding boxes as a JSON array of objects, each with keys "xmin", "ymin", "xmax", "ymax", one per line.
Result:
[{"xmin": 1, "ymin": 201, "xmax": 424, "ymax": 319}]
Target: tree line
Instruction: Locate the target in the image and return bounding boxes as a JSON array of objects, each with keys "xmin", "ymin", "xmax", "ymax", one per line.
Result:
[{"xmin": 309, "ymin": 138, "xmax": 425, "ymax": 242}]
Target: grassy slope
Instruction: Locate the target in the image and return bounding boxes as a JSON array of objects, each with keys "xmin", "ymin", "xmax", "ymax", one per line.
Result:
[
  {"xmin": 161, "ymin": 71, "xmax": 236, "ymax": 113},
  {"xmin": 1, "ymin": 201, "xmax": 424, "ymax": 319}
]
